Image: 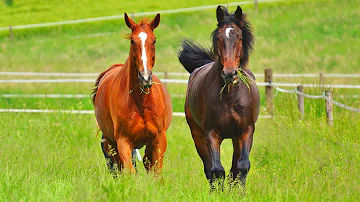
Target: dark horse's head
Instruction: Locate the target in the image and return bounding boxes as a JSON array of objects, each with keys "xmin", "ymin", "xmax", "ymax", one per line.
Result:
[
  {"xmin": 124, "ymin": 12, "xmax": 160, "ymax": 88},
  {"xmin": 211, "ymin": 6, "xmax": 254, "ymax": 84}
]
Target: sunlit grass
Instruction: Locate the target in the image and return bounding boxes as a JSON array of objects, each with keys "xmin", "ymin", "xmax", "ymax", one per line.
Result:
[
  {"xmin": 1, "ymin": 95, "xmax": 359, "ymax": 201},
  {"xmin": 0, "ymin": 0, "xmax": 359, "ymax": 74}
]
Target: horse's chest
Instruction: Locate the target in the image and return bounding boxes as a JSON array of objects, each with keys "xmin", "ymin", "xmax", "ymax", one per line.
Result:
[
  {"xmin": 204, "ymin": 102, "xmax": 249, "ymax": 137},
  {"xmin": 126, "ymin": 108, "xmax": 161, "ymax": 135}
]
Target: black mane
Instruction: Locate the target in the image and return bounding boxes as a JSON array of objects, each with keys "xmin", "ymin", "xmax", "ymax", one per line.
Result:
[
  {"xmin": 178, "ymin": 6, "xmax": 254, "ymax": 74},
  {"xmin": 211, "ymin": 6, "xmax": 254, "ymax": 67}
]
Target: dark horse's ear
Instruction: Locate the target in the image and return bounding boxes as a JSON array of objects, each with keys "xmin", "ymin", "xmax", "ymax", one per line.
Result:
[
  {"xmin": 124, "ymin": 12, "xmax": 136, "ymax": 29},
  {"xmin": 150, "ymin": 13, "xmax": 160, "ymax": 30},
  {"xmin": 216, "ymin": 6, "xmax": 225, "ymax": 22},
  {"xmin": 234, "ymin": 6, "xmax": 243, "ymax": 21}
]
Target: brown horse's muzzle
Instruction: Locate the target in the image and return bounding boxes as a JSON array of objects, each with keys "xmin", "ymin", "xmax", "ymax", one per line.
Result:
[
  {"xmin": 221, "ymin": 69, "xmax": 239, "ymax": 84},
  {"xmin": 138, "ymin": 70, "xmax": 153, "ymax": 87}
]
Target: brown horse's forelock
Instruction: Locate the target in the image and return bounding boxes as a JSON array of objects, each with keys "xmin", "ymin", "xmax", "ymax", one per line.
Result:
[{"xmin": 211, "ymin": 8, "xmax": 254, "ymax": 68}]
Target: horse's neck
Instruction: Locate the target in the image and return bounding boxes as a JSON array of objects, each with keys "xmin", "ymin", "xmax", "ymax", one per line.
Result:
[
  {"xmin": 208, "ymin": 59, "xmax": 224, "ymax": 86},
  {"xmin": 122, "ymin": 58, "xmax": 139, "ymax": 90}
]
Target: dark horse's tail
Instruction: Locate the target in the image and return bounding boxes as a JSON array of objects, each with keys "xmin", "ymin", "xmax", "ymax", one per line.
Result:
[{"xmin": 178, "ymin": 39, "xmax": 215, "ymax": 74}]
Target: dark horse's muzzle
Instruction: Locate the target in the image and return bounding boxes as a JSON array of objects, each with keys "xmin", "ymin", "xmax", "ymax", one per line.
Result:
[
  {"xmin": 138, "ymin": 70, "xmax": 153, "ymax": 87},
  {"xmin": 221, "ymin": 69, "xmax": 239, "ymax": 84}
]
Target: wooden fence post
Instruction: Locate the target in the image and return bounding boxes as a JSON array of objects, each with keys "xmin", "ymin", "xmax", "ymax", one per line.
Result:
[
  {"xmin": 325, "ymin": 90, "xmax": 333, "ymax": 126},
  {"xmin": 9, "ymin": 25, "xmax": 13, "ymax": 40},
  {"xmin": 164, "ymin": 71, "xmax": 168, "ymax": 88},
  {"xmin": 254, "ymin": 0, "xmax": 258, "ymax": 11},
  {"xmin": 297, "ymin": 85, "xmax": 304, "ymax": 118},
  {"xmin": 265, "ymin": 68, "xmax": 273, "ymax": 114}
]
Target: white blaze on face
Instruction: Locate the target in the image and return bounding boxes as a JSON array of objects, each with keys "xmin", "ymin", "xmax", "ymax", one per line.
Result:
[
  {"xmin": 138, "ymin": 32, "xmax": 149, "ymax": 80},
  {"xmin": 225, "ymin": 27, "xmax": 234, "ymax": 38}
]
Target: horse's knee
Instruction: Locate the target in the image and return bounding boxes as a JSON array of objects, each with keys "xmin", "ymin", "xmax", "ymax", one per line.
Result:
[
  {"xmin": 210, "ymin": 164, "xmax": 225, "ymax": 179},
  {"xmin": 237, "ymin": 158, "xmax": 250, "ymax": 174}
]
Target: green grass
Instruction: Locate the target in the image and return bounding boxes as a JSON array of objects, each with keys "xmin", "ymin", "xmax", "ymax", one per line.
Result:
[
  {"xmin": 1, "ymin": 98, "xmax": 359, "ymax": 201},
  {"xmin": 1, "ymin": 0, "xmax": 360, "ymax": 201},
  {"xmin": 0, "ymin": 0, "xmax": 245, "ymax": 26},
  {"xmin": 0, "ymin": 0, "xmax": 359, "ymax": 74}
]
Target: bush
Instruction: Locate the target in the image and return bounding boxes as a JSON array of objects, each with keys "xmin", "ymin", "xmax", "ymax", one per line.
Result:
[{"xmin": 5, "ymin": 0, "xmax": 13, "ymax": 6}]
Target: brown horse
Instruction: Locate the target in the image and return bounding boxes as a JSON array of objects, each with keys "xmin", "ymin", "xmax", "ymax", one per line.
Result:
[
  {"xmin": 178, "ymin": 6, "xmax": 259, "ymax": 189},
  {"xmin": 92, "ymin": 13, "xmax": 172, "ymax": 174}
]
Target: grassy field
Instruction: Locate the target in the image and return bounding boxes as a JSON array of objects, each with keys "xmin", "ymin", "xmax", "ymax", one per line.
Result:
[
  {"xmin": 0, "ymin": 0, "xmax": 359, "ymax": 74},
  {"xmin": 1, "ymin": 0, "xmax": 360, "ymax": 201},
  {"xmin": 1, "ymin": 101, "xmax": 359, "ymax": 201}
]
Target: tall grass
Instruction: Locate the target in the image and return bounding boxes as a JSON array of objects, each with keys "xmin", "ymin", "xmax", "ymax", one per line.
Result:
[{"xmin": 1, "ymin": 94, "xmax": 359, "ymax": 201}]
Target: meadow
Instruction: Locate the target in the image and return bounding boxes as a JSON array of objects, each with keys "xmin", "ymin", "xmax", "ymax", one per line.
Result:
[{"xmin": 0, "ymin": 0, "xmax": 359, "ymax": 201}]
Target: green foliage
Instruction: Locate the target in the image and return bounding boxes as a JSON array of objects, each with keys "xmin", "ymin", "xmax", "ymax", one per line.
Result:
[{"xmin": 4, "ymin": 0, "xmax": 13, "ymax": 6}]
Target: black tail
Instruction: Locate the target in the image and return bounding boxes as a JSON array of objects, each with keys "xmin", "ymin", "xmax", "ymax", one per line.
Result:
[{"xmin": 178, "ymin": 39, "xmax": 215, "ymax": 74}]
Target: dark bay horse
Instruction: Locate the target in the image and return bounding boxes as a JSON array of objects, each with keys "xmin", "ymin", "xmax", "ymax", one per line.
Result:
[
  {"xmin": 178, "ymin": 6, "xmax": 259, "ymax": 189},
  {"xmin": 92, "ymin": 13, "xmax": 172, "ymax": 174}
]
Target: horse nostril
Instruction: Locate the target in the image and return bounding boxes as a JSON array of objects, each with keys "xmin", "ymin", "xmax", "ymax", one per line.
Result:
[
  {"xmin": 222, "ymin": 70, "xmax": 237, "ymax": 77},
  {"xmin": 138, "ymin": 71, "xmax": 153, "ymax": 87},
  {"xmin": 228, "ymin": 70, "xmax": 237, "ymax": 76}
]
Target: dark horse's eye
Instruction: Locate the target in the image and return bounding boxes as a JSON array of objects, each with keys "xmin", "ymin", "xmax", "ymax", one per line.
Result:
[
  {"xmin": 153, "ymin": 39, "xmax": 156, "ymax": 44},
  {"xmin": 131, "ymin": 39, "xmax": 135, "ymax": 44}
]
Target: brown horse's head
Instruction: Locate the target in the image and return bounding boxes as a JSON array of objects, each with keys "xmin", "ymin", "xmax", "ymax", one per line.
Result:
[
  {"xmin": 212, "ymin": 6, "xmax": 254, "ymax": 84},
  {"xmin": 124, "ymin": 13, "xmax": 160, "ymax": 87}
]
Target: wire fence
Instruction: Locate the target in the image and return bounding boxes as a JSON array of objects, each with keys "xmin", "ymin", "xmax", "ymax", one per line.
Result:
[
  {"xmin": 1, "ymin": 70, "xmax": 359, "ymax": 116},
  {"xmin": 274, "ymin": 86, "xmax": 360, "ymax": 113}
]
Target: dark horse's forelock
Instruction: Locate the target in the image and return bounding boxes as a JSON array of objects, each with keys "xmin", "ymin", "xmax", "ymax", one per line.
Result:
[{"xmin": 211, "ymin": 6, "xmax": 254, "ymax": 67}]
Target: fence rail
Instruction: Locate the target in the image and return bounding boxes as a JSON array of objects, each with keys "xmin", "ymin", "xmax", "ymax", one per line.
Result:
[
  {"xmin": 0, "ymin": 93, "xmax": 186, "ymax": 98},
  {"xmin": 1, "ymin": 69, "xmax": 359, "ymax": 122},
  {"xmin": 0, "ymin": 108, "xmax": 273, "ymax": 119},
  {"xmin": 1, "ymin": 78, "xmax": 359, "ymax": 89},
  {"xmin": 1, "ymin": 71, "xmax": 360, "ymax": 78},
  {"xmin": 0, "ymin": 0, "xmax": 282, "ymax": 31}
]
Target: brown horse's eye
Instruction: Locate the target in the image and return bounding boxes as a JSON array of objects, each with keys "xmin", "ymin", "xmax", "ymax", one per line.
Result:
[
  {"xmin": 153, "ymin": 39, "xmax": 156, "ymax": 44},
  {"xmin": 131, "ymin": 39, "xmax": 135, "ymax": 44}
]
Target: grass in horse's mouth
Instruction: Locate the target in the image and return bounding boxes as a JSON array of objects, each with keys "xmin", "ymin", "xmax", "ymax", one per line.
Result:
[
  {"xmin": 219, "ymin": 68, "xmax": 254, "ymax": 99},
  {"xmin": 238, "ymin": 68, "xmax": 253, "ymax": 91}
]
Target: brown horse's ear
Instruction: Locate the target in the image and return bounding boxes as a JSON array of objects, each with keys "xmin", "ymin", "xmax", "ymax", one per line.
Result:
[
  {"xmin": 124, "ymin": 12, "xmax": 136, "ymax": 29},
  {"xmin": 216, "ymin": 5, "xmax": 225, "ymax": 22},
  {"xmin": 234, "ymin": 6, "xmax": 242, "ymax": 21},
  {"xmin": 150, "ymin": 13, "xmax": 160, "ymax": 30}
]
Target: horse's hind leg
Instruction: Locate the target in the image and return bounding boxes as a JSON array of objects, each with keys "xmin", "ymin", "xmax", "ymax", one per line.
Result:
[
  {"xmin": 101, "ymin": 134, "xmax": 118, "ymax": 173},
  {"xmin": 230, "ymin": 125, "xmax": 254, "ymax": 187},
  {"xmin": 131, "ymin": 149, "xmax": 139, "ymax": 172}
]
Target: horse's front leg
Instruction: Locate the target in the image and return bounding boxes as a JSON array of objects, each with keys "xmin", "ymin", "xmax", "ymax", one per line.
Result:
[
  {"xmin": 143, "ymin": 133, "xmax": 167, "ymax": 174},
  {"xmin": 193, "ymin": 128, "xmax": 225, "ymax": 191},
  {"xmin": 206, "ymin": 130, "xmax": 225, "ymax": 190},
  {"xmin": 230, "ymin": 125, "xmax": 254, "ymax": 187},
  {"xmin": 115, "ymin": 136, "xmax": 135, "ymax": 173}
]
